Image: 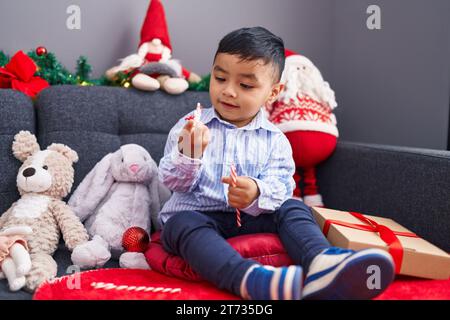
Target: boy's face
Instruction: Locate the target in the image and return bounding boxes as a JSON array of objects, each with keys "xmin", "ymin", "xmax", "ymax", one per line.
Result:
[{"xmin": 210, "ymin": 53, "xmax": 283, "ymax": 127}]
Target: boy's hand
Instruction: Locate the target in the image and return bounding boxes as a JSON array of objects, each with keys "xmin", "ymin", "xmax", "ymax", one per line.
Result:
[
  {"xmin": 178, "ymin": 120, "xmax": 210, "ymax": 159},
  {"xmin": 221, "ymin": 176, "xmax": 260, "ymax": 209}
]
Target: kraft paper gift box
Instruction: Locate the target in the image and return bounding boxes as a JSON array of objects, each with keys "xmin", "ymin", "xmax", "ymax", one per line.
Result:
[{"xmin": 311, "ymin": 207, "xmax": 450, "ymax": 280}]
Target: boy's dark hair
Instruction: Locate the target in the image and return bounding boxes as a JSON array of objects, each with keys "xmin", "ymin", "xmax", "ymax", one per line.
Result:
[{"xmin": 214, "ymin": 26, "xmax": 285, "ymax": 82}]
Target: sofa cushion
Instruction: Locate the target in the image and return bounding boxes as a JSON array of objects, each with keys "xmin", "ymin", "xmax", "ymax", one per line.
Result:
[
  {"xmin": 0, "ymin": 89, "xmax": 35, "ymax": 214},
  {"xmin": 317, "ymin": 142, "xmax": 450, "ymax": 252},
  {"xmin": 35, "ymin": 85, "xmax": 211, "ymax": 195},
  {"xmin": 145, "ymin": 231, "xmax": 293, "ymax": 281}
]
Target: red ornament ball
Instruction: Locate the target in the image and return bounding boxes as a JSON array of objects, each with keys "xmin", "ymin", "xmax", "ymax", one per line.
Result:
[
  {"xmin": 122, "ymin": 227, "xmax": 150, "ymax": 253},
  {"xmin": 36, "ymin": 46, "xmax": 47, "ymax": 56}
]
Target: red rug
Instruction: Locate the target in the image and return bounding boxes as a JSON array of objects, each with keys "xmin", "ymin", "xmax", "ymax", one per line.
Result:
[
  {"xmin": 33, "ymin": 268, "xmax": 449, "ymax": 300},
  {"xmin": 375, "ymin": 275, "xmax": 450, "ymax": 300},
  {"xmin": 33, "ymin": 269, "xmax": 239, "ymax": 300}
]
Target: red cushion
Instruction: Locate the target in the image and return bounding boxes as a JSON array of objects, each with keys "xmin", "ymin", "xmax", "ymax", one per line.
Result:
[{"xmin": 145, "ymin": 231, "xmax": 293, "ymax": 281}]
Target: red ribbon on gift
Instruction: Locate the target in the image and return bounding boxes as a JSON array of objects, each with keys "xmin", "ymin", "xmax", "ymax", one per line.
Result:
[
  {"xmin": 322, "ymin": 211, "xmax": 418, "ymax": 274},
  {"xmin": 0, "ymin": 50, "xmax": 49, "ymax": 98}
]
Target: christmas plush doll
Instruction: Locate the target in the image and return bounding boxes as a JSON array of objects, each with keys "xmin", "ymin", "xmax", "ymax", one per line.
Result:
[
  {"xmin": 105, "ymin": 0, "xmax": 201, "ymax": 94},
  {"xmin": 265, "ymin": 49, "xmax": 338, "ymax": 207}
]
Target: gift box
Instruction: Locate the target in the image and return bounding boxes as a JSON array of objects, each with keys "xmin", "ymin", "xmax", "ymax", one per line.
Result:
[{"xmin": 312, "ymin": 207, "xmax": 450, "ymax": 280}]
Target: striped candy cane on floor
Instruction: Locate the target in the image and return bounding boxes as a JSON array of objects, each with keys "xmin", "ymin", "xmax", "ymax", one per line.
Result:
[
  {"xmin": 230, "ymin": 163, "xmax": 242, "ymax": 227},
  {"xmin": 90, "ymin": 282, "xmax": 182, "ymax": 294}
]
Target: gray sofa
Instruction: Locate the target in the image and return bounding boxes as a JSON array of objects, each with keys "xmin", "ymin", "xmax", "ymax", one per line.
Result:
[{"xmin": 1, "ymin": 85, "xmax": 449, "ymax": 299}]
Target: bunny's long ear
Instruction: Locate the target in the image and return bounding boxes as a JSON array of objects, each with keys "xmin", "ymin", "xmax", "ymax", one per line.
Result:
[{"xmin": 68, "ymin": 153, "xmax": 114, "ymax": 222}]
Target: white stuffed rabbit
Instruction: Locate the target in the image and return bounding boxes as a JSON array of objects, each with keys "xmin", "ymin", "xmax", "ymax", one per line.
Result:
[{"xmin": 69, "ymin": 144, "xmax": 171, "ymax": 269}]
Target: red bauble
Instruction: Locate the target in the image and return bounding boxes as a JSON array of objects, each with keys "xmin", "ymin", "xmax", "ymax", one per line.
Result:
[
  {"xmin": 36, "ymin": 46, "xmax": 47, "ymax": 56},
  {"xmin": 122, "ymin": 227, "xmax": 150, "ymax": 253}
]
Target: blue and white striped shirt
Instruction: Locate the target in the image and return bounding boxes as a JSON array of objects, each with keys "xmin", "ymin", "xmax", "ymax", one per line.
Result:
[{"xmin": 158, "ymin": 106, "xmax": 295, "ymax": 223}]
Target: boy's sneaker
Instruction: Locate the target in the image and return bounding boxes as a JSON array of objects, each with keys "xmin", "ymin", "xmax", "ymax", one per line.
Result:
[
  {"xmin": 302, "ymin": 247, "xmax": 395, "ymax": 300},
  {"xmin": 240, "ymin": 265, "xmax": 303, "ymax": 300}
]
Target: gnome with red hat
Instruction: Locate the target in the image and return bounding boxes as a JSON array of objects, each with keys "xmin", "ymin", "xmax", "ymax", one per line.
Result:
[
  {"xmin": 265, "ymin": 49, "xmax": 338, "ymax": 207},
  {"xmin": 106, "ymin": 0, "xmax": 201, "ymax": 94}
]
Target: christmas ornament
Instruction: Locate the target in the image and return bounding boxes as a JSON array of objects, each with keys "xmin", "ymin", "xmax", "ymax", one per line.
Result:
[
  {"xmin": 35, "ymin": 46, "xmax": 47, "ymax": 56},
  {"xmin": 105, "ymin": 0, "xmax": 201, "ymax": 94},
  {"xmin": 265, "ymin": 49, "xmax": 338, "ymax": 207},
  {"xmin": 0, "ymin": 50, "xmax": 49, "ymax": 98},
  {"xmin": 122, "ymin": 227, "xmax": 150, "ymax": 253},
  {"xmin": 1, "ymin": 45, "xmax": 202, "ymax": 90}
]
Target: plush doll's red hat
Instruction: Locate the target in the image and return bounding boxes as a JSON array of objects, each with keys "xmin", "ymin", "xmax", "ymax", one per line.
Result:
[
  {"xmin": 284, "ymin": 48, "xmax": 298, "ymax": 57},
  {"xmin": 139, "ymin": 0, "xmax": 172, "ymax": 50},
  {"xmin": 284, "ymin": 48, "xmax": 302, "ymax": 63}
]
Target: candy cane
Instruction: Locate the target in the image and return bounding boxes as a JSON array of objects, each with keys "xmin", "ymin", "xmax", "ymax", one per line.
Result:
[
  {"xmin": 182, "ymin": 103, "xmax": 203, "ymax": 158},
  {"xmin": 194, "ymin": 102, "xmax": 202, "ymax": 124},
  {"xmin": 185, "ymin": 102, "xmax": 203, "ymax": 125},
  {"xmin": 230, "ymin": 164, "xmax": 242, "ymax": 227},
  {"xmin": 91, "ymin": 282, "xmax": 182, "ymax": 294}
]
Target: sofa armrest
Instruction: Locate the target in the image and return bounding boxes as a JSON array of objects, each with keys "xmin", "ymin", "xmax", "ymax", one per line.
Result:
[{"xmin": 317, "ymin": 141, "xmax": 450, "ymax": 252}]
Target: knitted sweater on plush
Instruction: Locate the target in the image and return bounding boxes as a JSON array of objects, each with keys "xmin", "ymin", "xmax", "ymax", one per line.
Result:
[{"xmin": 266, "ymin": 94, "xmax": 339, "ymax": 137}]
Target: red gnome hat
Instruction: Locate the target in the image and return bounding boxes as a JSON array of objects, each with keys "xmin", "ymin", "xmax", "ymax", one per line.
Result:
[
  {"xmin": 284, "ymin": 48, "xmax": 302, "ymax": 63},
  {"xmin": 284, "ymin": 48, "xmax": 298, "ymax": 58},
  {"xmin": 139, "ymin": 0, "xmax": 172, "ymax": 50}
]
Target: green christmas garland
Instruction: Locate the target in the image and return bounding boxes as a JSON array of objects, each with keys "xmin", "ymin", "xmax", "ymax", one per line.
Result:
[
  {"xmin": 0, "ymin": 51, "xmax": 9, "ymax": 67},
  {"xmin": 189, "ymin": 73, "xmax": 210, "ymax": 91},
  {"xmin": 0, "ymin": 49, "xmax": 210, "ymax": 90}
]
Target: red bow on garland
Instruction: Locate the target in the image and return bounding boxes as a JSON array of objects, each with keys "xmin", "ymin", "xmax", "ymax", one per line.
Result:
[{"xmin": 0, "ymin": 50, "xmax": 49, "ymax": 98}]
